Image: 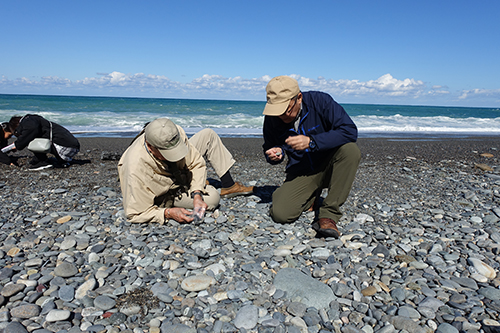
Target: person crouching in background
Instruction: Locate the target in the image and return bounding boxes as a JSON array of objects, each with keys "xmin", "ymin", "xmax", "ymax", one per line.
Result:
[{"xmin": 7, "ymin": 115, "xmax": 80, "ymax": 170}]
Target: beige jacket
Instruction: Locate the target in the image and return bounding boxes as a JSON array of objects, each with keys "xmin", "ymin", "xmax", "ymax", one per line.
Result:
[{"xmin": 118, "ymin": 126, "xmax": 207, "ymax": 223}]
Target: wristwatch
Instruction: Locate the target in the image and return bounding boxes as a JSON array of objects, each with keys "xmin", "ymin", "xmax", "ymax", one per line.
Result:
[
  {"xmin": 308, "ymin": 137, "xmax": 317, "ymax": 150},
  {"xmin": 190, "ymin": 191, "xmax": 204, "ymax": 199}
]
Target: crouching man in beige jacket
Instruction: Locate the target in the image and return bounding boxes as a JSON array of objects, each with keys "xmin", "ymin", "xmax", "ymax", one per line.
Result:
[{"xmin": 118, "ymin": 118, "xmax": 253, "ymax": 224}]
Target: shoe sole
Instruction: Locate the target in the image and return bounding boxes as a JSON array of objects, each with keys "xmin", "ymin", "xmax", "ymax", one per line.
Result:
[
  {"xmin": 29, "ymin": 165, "xmax": 54, "ymax": 171},
  {"xmin": 220, "ymin": 190, "xmax": 254, "ymax": 198},
  {"xmin": 312, "ymin": 221, "xmax": 340, "ymax": 239}
]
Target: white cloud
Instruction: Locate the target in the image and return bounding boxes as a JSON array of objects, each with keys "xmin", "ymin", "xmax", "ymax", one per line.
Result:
[
  {"xmin": 291, "ymin": 74, "xmax": 426, "ymax": 99},
  {"xmin": 458, "ymin": 88, "xmax": 500, "ymax": 101},
  {"xmin": 1, "ymin": 72, "xmax": 498, "ymax": 106}
]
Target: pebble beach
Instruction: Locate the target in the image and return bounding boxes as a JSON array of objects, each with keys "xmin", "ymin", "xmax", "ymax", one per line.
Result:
[{"xmin": 1, "ymin": 136, "xmax": 500, "ymax": 333}]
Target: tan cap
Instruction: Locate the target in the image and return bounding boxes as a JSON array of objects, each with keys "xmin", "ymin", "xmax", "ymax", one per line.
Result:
[
  {"xmin": 263, "ymin": 76, "xmax": 300, "ymax": 116},
  {"xmin": 144, "ymin": 118, "xmax": 188, "ymax": 162}
]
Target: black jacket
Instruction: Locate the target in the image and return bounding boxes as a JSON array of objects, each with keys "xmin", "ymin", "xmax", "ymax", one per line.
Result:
[
  {"xmin": 14, "ymin": 114, "xmax": 80, "ymax": 151},
  {"xmin": 0, "ymin": 127, "xmax": 12, "ymax": 164}
]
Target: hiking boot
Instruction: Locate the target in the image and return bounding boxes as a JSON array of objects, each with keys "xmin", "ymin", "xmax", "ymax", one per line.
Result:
[
  {"xmin": 220, "ymin": 182, "xmax": 254, "ymax": 198},
  {"xmin": 29, "ymin": 160, "xmax": 53, "ymax": 171},
  {"xmin": 312, "ymin": 218, "xmax": 340, "ymax": 239}
]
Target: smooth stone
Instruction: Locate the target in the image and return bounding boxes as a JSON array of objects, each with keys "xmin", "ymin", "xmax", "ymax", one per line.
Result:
[
  {"xmin": 451, "ymin": 277, "xmax": 478, "ymax": 290},
  {"xmin": 88, "ymin": 253, "xmax": 100, "ymax": 263},
  {"xmin": 332, "ymin": 282, "xmax": 352, "ymax": 297},
  {"xmin": 75, "ymin": 278, "xmax": 96, "ymax": 299},
  {"xmin": 1, "ymin": 284, "xmax": 25, "ymax": 297},
  {"xmin": 311, "ymin": 248, "xmax": 330, "ymax": 258},
  {"xmin": 60, "ymin": 238, "xmax": 76, "ymax": 250},
  {"xmin": 391, "ymin": 288, "xmax": 406, "ymax": 302},
  {"xmin": 53, "ymin": 262, "xmax": 78, "ymax": 278},
  {"xmin": 398, "ymin": 306, "xmax": 420, "ymax": 319},
  {"xmin": 45, "ymin": 309, "xmax": 71, "ymax": 322},
  {"xmin": 94, "ymin": 295, "xmax": 116, "ymax": 310},
  {"xmin": 203, "ymin": 263, "xmax": 226, "ymax": 275},
  {"xmin": 418, "ymin": 306, "xmax": 436, "ymax": 319},
  {"xmin": 81, "ymin": 307, "xmax": 104, "ymax": 317},
  {"xmin": 213, "ymin": 291, "xmax": 228, "ymax": 301},
  {"xmin": 436, "ymin": 322, "xmax": 459, "ymax": 333},
  {"xmin": 58, "ymin": 285, "xmax": 75, "ymax": 302},
  {"xmin": 418, "ymin": 297, "xmax": 445, "ymax": 311},
  {"xmin": 292, "ymin": 244, "xmax": 307, "ymax": 254},
  {"xmin": 227, "ymin": 290, "xmax": 244, "ymax": 300},
  {"xmin": 353, "ymin": 213, "xmax": 374, "ymax": 223},
  {"xmin": 361, "ymin": 286, "xmax": 377, "ymax": 296},
  {"xmin": 16, "ymin": 279, "xmax": 36, "ymax": 288},
  {"xmin": 345, "ymin": 242, "xmax": 365, "ymax": 250},
  {"xmin": 151, "ymin": 282, "xmax": 169, "ymax": 296},
  {"xmin": 159, "ymin": 324, "xmax": 196, "ymax": 333},
  {"xmin": 372, "ymin": 244, "xmax": 390, "ymax": 258},
  {"xmin": 482, "ymin": 319, "xmax": 500, "ymax": 333},
  {"xmin": 24, "ymin": 258, "xmax": 43, "ymax": 267},
  {"xmin": 120, "ymin": 305, "xmax": 141, "ymax": 316},
  {"xmin": 479, "ymin": 287, "xmax": 500, "ymax": 300},
  {"xmin": 233, "ymin": 304, "xmax": 258, "ymax": 330},
  {"xmin": 471, "ymin": 273, "xmax": 489, "ymax": 283},
  {"xmin": 390, "ymin": 316, "xmax": 427, "ymax": 333},
  {"xmin": 10, "ymin": 304, "xmax": 41, "ymax": 318},
  {"xmin": 180, "ymin": 275, "xmax": 215, "ymax": 292},
  {"xmin": 273, "ymin": 268, "xmax": 334, "ymax": 309},
  {"xmin": 0, "ymin": 268, "xmax": 14, "ymax": 280},
  {"xmin": 274, "ymin": 249, "xmax": 291, "ymax": 257},
  {"xmin": 287, "ymin": 302, "xmax": 307, "ymax": 317},
  {"xmin": 4, "ymin": 321, "xmax": 29, "ymax": 333},
  {"xmin": 409, "ymin": 261, "xmax": 428, "ymax": 269},
  {"xmin": 468, "ymin": 258, "xmax": 496, "ymax": 279}
]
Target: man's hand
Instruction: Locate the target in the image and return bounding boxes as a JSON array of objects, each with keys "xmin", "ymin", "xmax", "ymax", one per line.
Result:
[
  {"xmin": 265, "ymin": 147, "xmax": 284, "ymax": 162},
  {"xmin": 193, "ymin": 194, "xmax": 208, "ymax": 212},
  {"xmin": 165, "ymin": 207, "xmax": 196, "ymax": 223},
  {"xmin": 285, "ymin": 135, "xmax": 310, "ymax": 151}
]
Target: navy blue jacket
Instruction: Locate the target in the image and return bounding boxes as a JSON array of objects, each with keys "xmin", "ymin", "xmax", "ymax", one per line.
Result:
[{"xmin": 263, "ymin": 91, "xmax": 357, "ymax": 176}]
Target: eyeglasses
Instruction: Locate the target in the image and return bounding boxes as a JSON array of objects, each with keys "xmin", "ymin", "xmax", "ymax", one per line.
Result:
[{"xmin": 283, "ymin": 96, "xmax": 299, "ymax": 115}]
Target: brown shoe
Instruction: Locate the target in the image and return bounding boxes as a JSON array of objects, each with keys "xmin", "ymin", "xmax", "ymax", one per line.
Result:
[
  {"xmin": 313, "ymin": 218, "xmax": 340, "ymax": 239},
  {"xmin": 220, "ymin": 182, "xmax": 254, "ymax": 198}
]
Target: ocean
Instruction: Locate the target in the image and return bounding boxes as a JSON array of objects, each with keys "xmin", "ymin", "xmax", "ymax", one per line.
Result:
[{"xmin": 1, "ymin": 94, "xmax": 499, "ymax": 139}]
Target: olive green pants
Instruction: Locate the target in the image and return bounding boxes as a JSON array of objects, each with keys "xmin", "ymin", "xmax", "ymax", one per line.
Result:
[{"xmin": 270, "ymin": 142, "xmax": 361, "ymax": 223}]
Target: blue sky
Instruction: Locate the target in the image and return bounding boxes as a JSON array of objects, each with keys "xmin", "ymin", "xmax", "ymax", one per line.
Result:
[{"xmin": 1, "ymin": 0, "xmax": 499, "ymax": 107}]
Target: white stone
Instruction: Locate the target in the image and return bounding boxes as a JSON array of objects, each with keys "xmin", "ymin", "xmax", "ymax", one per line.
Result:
[
  {"xmin": 468, "ymin": 258, "xmax": 496, "ymax": 279},
  {"xmin": 346, "ymin": 242, "xmax": 366, "ymax": 250},
  {"xmin": 213, "ymin": 291, "xmax": 228, "ymax": 301},
  {"xmin": 81, "ymin": 307, "xmax": 103, "ymax": 317},
  {"xmin": 180, "ymin": 274, "xmax": 215, "ymax": 292},
  {"xmin": 353, "ymin": 213, "xmax": 374, "ymax": 223},
  {"xmin": 46, "ymin": 309, "xmax": 71, "ymax": 322},
  {"xmin": 274, "ymin": 248, "xmax": 291, "ymax": 257},
  {"xmin": 88, "ymin": 252, "xmax": 100, "ymax": 263},
  {"xmin": 471, "ymin": 273, "xmax": 489, "ymax": 283},
  {"xmin": 204, "ymin": 263, "xmax": 226, "ymax": 275},
  {"xmin": 75, "ymin": 278, "xmax": 96, "ymax": 299}
]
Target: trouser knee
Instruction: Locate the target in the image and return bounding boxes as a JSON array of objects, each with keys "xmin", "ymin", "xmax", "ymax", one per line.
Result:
[
  {"xmin": 337, "ymin": 142, "xmax": 361, "ymax": 165},
  {"xmin": 269, "ymin": 193, "xmax": 301, "ymax": 224},
  {"xmin": 270, "ymin": 205, "xmax": 298, "ymax": 224}
]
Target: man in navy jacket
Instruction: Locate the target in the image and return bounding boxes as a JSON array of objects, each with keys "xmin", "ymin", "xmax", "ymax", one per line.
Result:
[{"xmin": 262, "ymin": 76, "xmax": 360, "ymax": 238}]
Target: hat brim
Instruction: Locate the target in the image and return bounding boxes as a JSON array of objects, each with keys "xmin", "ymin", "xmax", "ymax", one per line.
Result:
[
  {"xmin": 158, "ymin": 140, "xmax": 188, "ymax": 162},
  {"xmin": 263, "ymin": 101, "xmax": 289, "ymax": 116}
]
